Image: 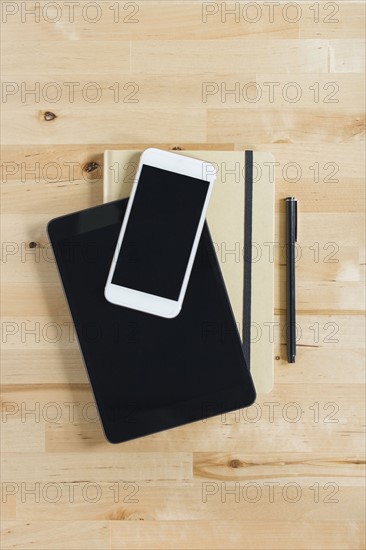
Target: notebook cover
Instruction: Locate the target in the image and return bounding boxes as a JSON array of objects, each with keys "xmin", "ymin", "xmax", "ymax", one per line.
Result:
[{"xmin": 103, "ymin": 150, "xmax": 275, "ymax": 393}]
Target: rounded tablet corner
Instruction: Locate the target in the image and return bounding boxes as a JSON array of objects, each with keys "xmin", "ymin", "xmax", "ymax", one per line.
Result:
[
  {"xmin": 100, "ymin": 423, "xmax": 121, "ymax": 445},
  {"xmin": 248, "ymin": 386, "xmax": 257, "ymax": 407},
  {"xmin": 103, "ymin": 430, "xmax": 121, "ymax": 445},
  {"xmin": 46, "ymin": 217, "xmax": 56, "ymax": 239}
]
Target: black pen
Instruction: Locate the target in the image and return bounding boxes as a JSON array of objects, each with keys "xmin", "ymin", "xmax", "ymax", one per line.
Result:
[{"xmin": 285, "ymin": 197, "xmax": 297, "ymax": 363}]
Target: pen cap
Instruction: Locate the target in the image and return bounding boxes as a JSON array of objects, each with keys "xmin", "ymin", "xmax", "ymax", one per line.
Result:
[{"xmin": 285, "ymin": 197, "xmax": 297, "ymax": 243}]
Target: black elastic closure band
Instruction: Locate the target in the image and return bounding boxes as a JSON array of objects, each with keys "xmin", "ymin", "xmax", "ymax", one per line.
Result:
[{"xmin": 243, "ymin": 150, "xmax": 253, "ymax": 370}]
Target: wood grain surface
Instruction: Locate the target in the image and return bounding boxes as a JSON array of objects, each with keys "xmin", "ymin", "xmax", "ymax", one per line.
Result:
[{"xmin": 1, "ymin": 2, "xmax": 365, "ymax": 549}]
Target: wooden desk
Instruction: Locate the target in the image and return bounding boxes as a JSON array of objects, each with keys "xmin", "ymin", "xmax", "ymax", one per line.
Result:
[{"xmin": 1, "ymin": 2, "xmax": 365, "ymax": 548}]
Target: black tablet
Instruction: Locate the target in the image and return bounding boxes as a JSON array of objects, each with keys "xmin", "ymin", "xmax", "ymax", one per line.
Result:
[{"xmin": 48, "ymin": 199, "xmax": 256, "ymax": 443}]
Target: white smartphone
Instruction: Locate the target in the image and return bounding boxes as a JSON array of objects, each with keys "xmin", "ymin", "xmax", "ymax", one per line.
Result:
[{"xmin": 105, "ymin": 148, "xmax": 216, "ymax": 318}]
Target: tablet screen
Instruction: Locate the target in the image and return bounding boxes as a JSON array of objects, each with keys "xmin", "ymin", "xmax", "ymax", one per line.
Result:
[{"xmin": 49, "ymin": 199, "xmax": 255, "ymax": 443}]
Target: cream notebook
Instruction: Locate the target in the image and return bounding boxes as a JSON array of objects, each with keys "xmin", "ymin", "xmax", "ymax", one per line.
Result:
[{"xmin": 103, "ymin": 150, "xmax": 275, "ymax": 393}]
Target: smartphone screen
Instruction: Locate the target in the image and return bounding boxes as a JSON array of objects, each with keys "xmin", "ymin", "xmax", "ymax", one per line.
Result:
[{"xmin": 111, "ymin": 164, "xmax": 210, "ymax": 300}]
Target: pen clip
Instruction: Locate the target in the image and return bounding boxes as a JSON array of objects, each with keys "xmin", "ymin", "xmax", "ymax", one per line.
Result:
[{"xmin": 294, "ymin": 200, "xmax": 298, "ymax": 242}]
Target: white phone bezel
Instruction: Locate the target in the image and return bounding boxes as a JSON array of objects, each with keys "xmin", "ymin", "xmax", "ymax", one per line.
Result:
[{"xmin": 104, "ymin": 147, "xmax": 216, "ymax": 318}]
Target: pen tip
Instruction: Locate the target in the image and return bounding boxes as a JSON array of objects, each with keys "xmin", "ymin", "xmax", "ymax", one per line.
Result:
[{"xmin": 288, "ymin": 355, "xmax": 296, "ymax": 363}]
